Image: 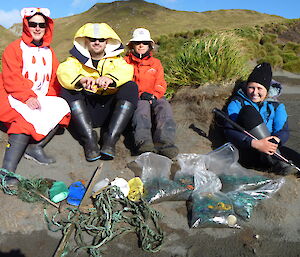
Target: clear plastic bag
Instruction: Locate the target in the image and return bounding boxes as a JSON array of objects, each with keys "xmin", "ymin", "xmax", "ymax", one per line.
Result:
[
  {"xmin": 136, "ymin": 153, "xmax": 193, "ymax": 203},
  {"xmin": 136, "ymin": 152, "xmax": 172, "ymax": 184},
  {"xmin": 188, "ymin": 168, "xmax": 238, "ymax": 228},
  {"xmin": 189, "ymin": 191, "xmax": 238, "ymax": 228},
  {"xmin": 227, "ymin": 178, "xmax": 285, "ymax": 220},
  {"xmin": 188, "ymin": 143, "xmax": 285, "ymax": 227},
  {"xmin": 172, "ymin": 154, "xmax": 208, "ymax": 200},
  {"xmin": 206, "ymin": 143, "xmax": 272, "ymax": 192}
]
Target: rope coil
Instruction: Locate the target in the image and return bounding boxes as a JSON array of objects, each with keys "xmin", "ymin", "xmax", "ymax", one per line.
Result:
[{"xmin": 46, "ymin": 186, "xmax": 164, "ymax": 257}]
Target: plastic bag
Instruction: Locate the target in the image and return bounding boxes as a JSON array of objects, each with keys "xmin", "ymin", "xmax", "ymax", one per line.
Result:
[
  {"xmin": 219, "ymin": 174, "xmax": 271, "ymax": 192},
  {"xmin": 188, "ymin": 168, "xmax": 239, "ymax": 228},
  {"xmin": 136, "ymin": 152, "xmax": 172, "ymax": 184},
  {"xmin": 206, "ymin": 143, "xmax": 272, "ymax": 192},
  {"xmin": 226, "ymin": 191, "xmax": 257, "ymax": 220},
  {"xmin": 136, "ymin": 153, "xmax": 186, "ymax": 203},
  {"xmin": 189, "ymin": 191, "xmax": 238, "ymax": 228},
  {"xmin": 188, "ymin": 144, "xmax": 285, "ymax": 227},
  {"xmin": 227, "ymin": 178, "xmax": 285, "ymax": 220},
  {"xmin": 205, "ymin": 143, "xmax": 240, "ymax": 174},
  {"xmin": 172, "ymin": 154, "xmax": 207, "ymax": 200}
]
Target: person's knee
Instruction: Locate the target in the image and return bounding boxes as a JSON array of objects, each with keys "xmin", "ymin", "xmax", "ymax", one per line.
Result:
[
  {"xmin": 116, "ymin": 81, "xmax": 139, "ymax": 107},
  {"xmin": 237, "ymin": 105, "xmax": 263, "ymax": 130}
]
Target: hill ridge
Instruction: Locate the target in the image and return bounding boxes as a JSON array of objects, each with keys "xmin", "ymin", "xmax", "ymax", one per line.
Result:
[{"xmin": 0, "ymin": 0, "xmax": 287, "ymax": 62}]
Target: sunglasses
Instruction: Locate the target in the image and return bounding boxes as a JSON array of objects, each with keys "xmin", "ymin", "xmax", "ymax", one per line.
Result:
[
  {"xmin": 28, "ymin": 21, "xmax": 47, "ymax": 28},
  {"xmin": 87, "ymin": 37, "xmax": 106, "ymax": 43},
  {"xmin": 132, "ymin": 41, "xmax": 151, "ymax": 46}
]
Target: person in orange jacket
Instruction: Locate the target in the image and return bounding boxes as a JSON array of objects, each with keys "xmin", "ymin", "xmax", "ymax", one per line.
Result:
[
  {"xmin": 0, "ymin": 8, "xmax": 70, "ymax": 186},
  {"xmin": 124, "ymin": 28, "xmax": 178, "ymax": 159}
]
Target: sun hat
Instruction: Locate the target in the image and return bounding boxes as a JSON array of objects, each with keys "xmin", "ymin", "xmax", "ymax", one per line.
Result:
[{"xmin": 128, "ymin": 28, "xmax": 154, "ymax": 43}]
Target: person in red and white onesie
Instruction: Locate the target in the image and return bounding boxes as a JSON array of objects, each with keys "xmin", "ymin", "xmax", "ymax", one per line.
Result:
[{"xmin": 0, "ymin": 7, "xmax": 70, "ymax": 186}]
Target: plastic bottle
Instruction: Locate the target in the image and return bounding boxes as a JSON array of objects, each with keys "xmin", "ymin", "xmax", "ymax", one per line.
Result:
[{"xmin": 92, "ymin": 178, "xmax": 110, "ymax": 193}]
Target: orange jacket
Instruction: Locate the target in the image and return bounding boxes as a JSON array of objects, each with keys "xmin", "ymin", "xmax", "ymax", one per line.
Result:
[
  {"xmin": 124, "ymin": 53, "xmax": 167, "ymax": 99},
  {"xmin": 1, "ymin": 14, "xmax": 60, "ymax": 103}
]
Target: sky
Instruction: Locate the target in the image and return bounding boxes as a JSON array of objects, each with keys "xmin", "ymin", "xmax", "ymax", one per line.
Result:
[{"xmin": 0, "ymin": 0, "xmax": 299, "ymax": 28}]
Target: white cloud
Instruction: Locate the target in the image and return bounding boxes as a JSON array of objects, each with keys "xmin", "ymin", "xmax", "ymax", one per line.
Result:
[
  {"xmin": 0, "ymin": 9, "xmax": 21, "ymax": 28},
  {"xmin": 71, "ymin": 0, "xmax": 82, "ymax": 7}
]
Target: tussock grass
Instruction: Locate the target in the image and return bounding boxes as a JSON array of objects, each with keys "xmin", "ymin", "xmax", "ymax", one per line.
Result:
[
  {"xmin": 259, "ymin": 55, "xmax": 283, "ymax": 68},
  {"xmin": 283, "ymin": 59, "xmax": 300, "ymax": 73},
  {"xmin": 166, "ymin": 33, "xmax": 249, "ymax": 87},
  {"xmin": 283, "ymin": 42, "xmax": 300, "ymax": 54}
]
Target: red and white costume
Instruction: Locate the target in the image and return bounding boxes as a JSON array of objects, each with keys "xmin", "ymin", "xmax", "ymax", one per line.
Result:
[{"xmin": 0, "ymin": 8, "xmax": 70, "ymax": 141}]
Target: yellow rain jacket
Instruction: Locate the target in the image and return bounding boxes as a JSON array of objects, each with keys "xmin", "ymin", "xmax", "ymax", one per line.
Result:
[{"xmin": 57, "ymin": 23, "xmax": 133, "ymax": 96}]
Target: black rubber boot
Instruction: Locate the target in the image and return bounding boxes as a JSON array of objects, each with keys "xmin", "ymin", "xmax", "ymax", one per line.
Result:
[
  {"xmin": 249, "ymin": 123, "xmax": 271, "ymax": 139},
  {"xmin": 1, "ymin": 134, "xmax": 30, "ymax": 187},
  {"xmin": 24, "ymin": 125, "xmax": 58, "ymax": 165},
  {"xmin": 249, "ymin": 122, "xmax": 296, "ymax": 175},
  {"xmin": 271, "ymin": 159, "xmax": 299, "ymax": 175},
  {"xmin": 69, "ymin": 100, "xmax": 101, "ymax": 162},
  {"xmin": 101, "ymin": 100, "xmax": 135, "ymax": 160}
]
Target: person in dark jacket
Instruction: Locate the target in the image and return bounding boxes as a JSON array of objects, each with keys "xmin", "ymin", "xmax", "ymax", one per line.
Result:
[{"xmin": 224, "ymin": 62, "xmax": 297, "ymax": 175}]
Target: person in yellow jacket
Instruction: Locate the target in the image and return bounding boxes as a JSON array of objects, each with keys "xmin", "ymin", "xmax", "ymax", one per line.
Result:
[{"xmin": 57, "ymin": 23, "xmax": 138, "ymax": 160}]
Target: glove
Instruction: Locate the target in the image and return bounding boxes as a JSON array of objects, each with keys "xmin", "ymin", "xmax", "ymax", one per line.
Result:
[{"xmin": 140, "ymin": 92, "xmax": 157, "ymax": 105}]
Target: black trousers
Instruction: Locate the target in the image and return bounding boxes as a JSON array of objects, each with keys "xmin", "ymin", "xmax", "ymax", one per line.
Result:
[{"xmin": 60, "ymin": 81, "xmax": 138, "ymax": 128}]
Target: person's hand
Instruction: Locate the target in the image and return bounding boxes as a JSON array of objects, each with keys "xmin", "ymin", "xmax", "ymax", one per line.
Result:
[
  {"xmin": 26, "ymin": 97, "xmax": 41, "ymax": 110},
  {"xmin": 251, "ymin": 136, "xmax": 279, "ymax": 155},
  {"xmin": 80, "ymin": 77, "xmax": 96, "ymax": 92},
  {"xmin": 95, "ymin": 76, "xmax": 114, "ymax": 90},
  {"xmin": 140, "ymin": 92, "xmax": 157, "ymax": 105}
]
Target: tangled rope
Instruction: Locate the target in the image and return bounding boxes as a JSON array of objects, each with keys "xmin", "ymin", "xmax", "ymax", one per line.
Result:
[
  {"xmin": 0, "ymin": 169, "xmax": 165, "ymax": 256},
  {"xmin": 46, "ymin": 186, "xmax": 164, "ymax": 257},
  {"xmin": 0, "ymin": 168, "xmax": 53, "ymax": 202}
]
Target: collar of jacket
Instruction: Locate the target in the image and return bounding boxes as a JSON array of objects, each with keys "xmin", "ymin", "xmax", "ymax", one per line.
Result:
[
  {"xmin": 69, "ymin": 43, "xmax": 124, "ymax": 69},
  {"xmin": 129, "ymin": 51, "xmax": 153, "ymax": 63}
]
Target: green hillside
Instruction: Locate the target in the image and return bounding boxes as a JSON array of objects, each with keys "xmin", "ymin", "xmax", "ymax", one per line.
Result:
[
  {"xmin": 50, "ymin": 0, "xmax": 284, "ymax": 60},
  {"xmin": 0, "ymin": 0, "xmax": 291, "ymax": 66},
  {"xmin": 0, "ymin": 25, "xmax": 17, "ymax": 47},
  {"xmin": 0, "ymin": 25, "xmax": 18, "ymax": 69}
]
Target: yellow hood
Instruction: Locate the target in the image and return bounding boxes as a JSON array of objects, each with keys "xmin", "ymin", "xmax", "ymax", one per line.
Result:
[{"xmin": 72, "ymin": 23, "xmax": 124, "ymax": 64}]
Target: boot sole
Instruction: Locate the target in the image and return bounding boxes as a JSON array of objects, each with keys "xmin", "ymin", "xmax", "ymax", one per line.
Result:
[
  {"xmin": 86, "ymin": 155, "xmax": 102, "ymax": 162},
  {"xmin": 100, "ymin": 152, "xmax": 114, "ymax": 160},
  {"xmin": 24, "ymin": 154, "xmax": 55, "ymax": 165}
]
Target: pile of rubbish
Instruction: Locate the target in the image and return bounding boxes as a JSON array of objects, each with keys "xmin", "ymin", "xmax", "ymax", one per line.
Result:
[
  {"xmin": 136, "ymin": 143, "xmax": 285, "ymax": 228},
  {"xmin": 0, "ymin": 168, "xmax": 164, "ymax": 257},
  {"xmin": 0, "ymin": 143, "xmax": 285, "ymax": 256}
]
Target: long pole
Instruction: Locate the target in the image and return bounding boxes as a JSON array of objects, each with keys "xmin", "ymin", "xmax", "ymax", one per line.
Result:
[
  {"xmin": 212, "ymin": 108, "xmax": 300, "ymax": 172},
  {"xmin": 53, "ymin": 163, "xmax": 104, "ymax": 257}
]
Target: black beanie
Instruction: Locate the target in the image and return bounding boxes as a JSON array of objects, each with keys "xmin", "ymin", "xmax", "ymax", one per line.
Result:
[{"xmin": 247, "ymin": 62, "xmax": 272, "ymax": 91}]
